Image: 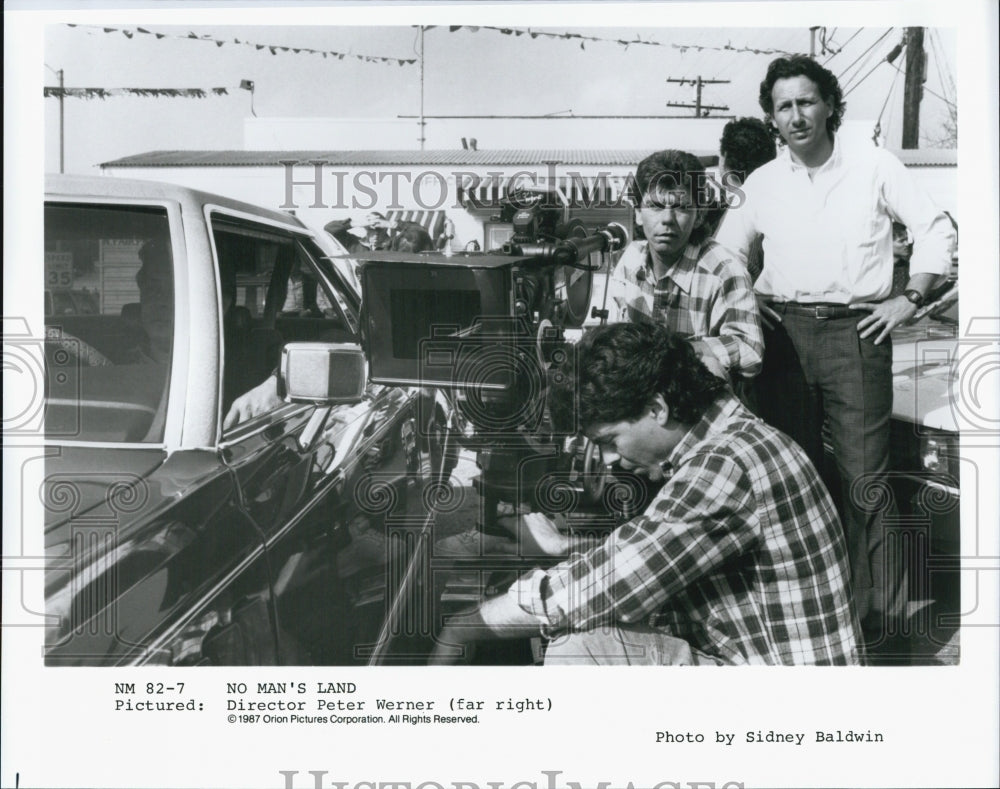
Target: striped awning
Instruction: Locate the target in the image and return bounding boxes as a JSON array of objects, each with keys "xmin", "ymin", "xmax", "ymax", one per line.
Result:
[
  {"xmin": 383, "ymin": 209, "xmax": 448, "ymax": 243},
  {"xmin": 457, "ymin": 174, "xmax": 636, "ymax": 211}
]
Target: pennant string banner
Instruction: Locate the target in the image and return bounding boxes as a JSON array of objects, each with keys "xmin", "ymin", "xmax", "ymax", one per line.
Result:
[
  {"xmin": 436, "ymin": 24, "xmax": 800, "ymax": 56},
  {"xmin": 65, "ymin": 24, "xmax": 417, "ymax": 65},
  {"xmin": 45, "ymin": 86, "xmax": 232, "ymax": 99},
  {"xmin": 67, "ymin": 22, "xmax": 800, "ymax": 61}
]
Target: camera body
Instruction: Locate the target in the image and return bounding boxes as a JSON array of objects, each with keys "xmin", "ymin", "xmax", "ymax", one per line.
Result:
[
  {"xmin": 356, "ymin": 211, "xmax": 626, "ymax": 527},
  {"xmin": 358, "ymin": 207, "xmax": 625, "ymax": 424}
]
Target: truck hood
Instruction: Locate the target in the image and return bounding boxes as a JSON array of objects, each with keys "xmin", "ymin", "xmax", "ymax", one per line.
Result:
[{"xmin": 891, "ymin": 326, "xmax": 958, "ymax": 432}]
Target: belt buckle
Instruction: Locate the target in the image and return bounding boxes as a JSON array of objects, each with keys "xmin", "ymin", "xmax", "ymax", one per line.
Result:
[{"xmin": 814, "ymin": 305, "xmax": 832, "ymax": 320}]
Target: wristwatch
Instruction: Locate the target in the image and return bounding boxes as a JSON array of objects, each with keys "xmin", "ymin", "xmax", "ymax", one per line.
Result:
[{"xmin": 902, "ymin": 289, "xmax": 924, "ymax": 307}]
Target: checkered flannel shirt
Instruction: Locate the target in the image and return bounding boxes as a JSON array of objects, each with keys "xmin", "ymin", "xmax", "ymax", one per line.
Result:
[
  {"xmin": 609, "ymin": 239, "xmax": 763, "ymax": 378},
  {"xmin": 509, "ymin": 396, "xmax": 862, "ymax": 665}
]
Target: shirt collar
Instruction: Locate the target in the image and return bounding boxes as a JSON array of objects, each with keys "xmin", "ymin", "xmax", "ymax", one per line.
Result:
[
  {"xmin": 645, "ymin": 241, "xmax": 702, "ymax": 294},
  {"xmin": 661, "ymin": 395, "xmax": 743, "ymax": 476},
  {"xmin": 782, "ymin": 132, "xmax": 841, "ymax": 174}
]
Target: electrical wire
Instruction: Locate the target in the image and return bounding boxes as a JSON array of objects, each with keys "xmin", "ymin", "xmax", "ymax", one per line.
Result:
[
  {"xmin": 837, "ymin": 28, "xmax": 893, "ymax": 85},
  {"xmin": 928, "ymin": 30, "xmax": 956, "ymax": 106},
  {"xmin": 886, "ymin": 62, "xmax": 957, "ymax": 109},
  {"xmin": 844, "ymin": 54, "xmax": 892, "ymax": 98},
  {"xmin": 842, "ymin": 33, "xmax": 899, "ymax": 96},
  {"xmin": 823, "ymin": 28, "xmax": 863, "ymax": 64},
  {"xmin": 875, "ymin": 64, "xmax": 902, "ymax": 123}
]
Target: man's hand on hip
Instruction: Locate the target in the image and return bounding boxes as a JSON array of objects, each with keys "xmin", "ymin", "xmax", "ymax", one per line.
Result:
[
  {"xmin": 756, "ymin": 294, "xmax": 782, "ymax": 330},
  {"xmin": 855, "ymin": 296, "xmax": 918, "ymax": 345}
]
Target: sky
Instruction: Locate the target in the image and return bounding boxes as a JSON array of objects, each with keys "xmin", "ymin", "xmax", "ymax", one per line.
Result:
[{"xmin": 39, "ymin": 15, "xmax": 958, "ymax": 174}]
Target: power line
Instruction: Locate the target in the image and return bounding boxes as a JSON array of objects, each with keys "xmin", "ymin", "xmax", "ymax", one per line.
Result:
[
  {"xmin": 665, "ymin": 76, "xmax": 731, "ymax": 118},
  {"xmin": 871, "ymin": 62, "xmax": 902, "ymax": 143},
  {"xmin": 823, "ymin": 28, "xmax": 863, "ymax": 64},
  {"xmin": 837, "ymin": 28, "xmax": 894, "ymax": 85},
  {"xmin": 928, "ymin": 29, "xmax": 956, "ymax": 106},
  {"xmin": 842, "ymin": 33, "xmax": 899, "ymax": 96},
  {"xmin": 887, "ymin": 62, "xmax": 957, "ymax": 109}
]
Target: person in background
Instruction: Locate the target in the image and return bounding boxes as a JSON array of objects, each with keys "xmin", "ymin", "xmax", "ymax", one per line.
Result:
[
  {"xmin": 126, "ymin": 237, "xmax": 175, "ymax": 365},
  {"xmin": 608, "ymin": 149, "xmax": 763, "ymax": 382},
  {"xmin": 714, "ymin": 116, "xmax": 778, "ymax": 281},
  {"xmin": 716, "ymin": 55, "xmax": 956, "ymax": 659}
]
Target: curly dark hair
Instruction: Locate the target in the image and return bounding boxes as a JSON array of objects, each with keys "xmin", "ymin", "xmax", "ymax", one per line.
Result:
[
  {"xmin": 629, "ymin": 149, "xmax": 715, "ymax": 245},
  {"xmin": 719, "ymin": 117, "xmax": 777, "ymax": 181},
  {"xmin": 758, "ymin": 55, "xmax": 846, "ymax": 136},
  {"xmin": 548, "ymin": 322, "xmax": 727, "ymax": 433}
]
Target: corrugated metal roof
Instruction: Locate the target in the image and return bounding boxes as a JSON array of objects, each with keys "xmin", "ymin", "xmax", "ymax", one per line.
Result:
[
  {"xmin": 102, "ymin": 146, "xmax": 956, "ymax": 169},
  {"xmin": 101, "ymin": 149, "xmax": 720, "ymax": 168},
  {"xmin": 894, "ymin": 148, "xmax": 957, "ymax": 166}
]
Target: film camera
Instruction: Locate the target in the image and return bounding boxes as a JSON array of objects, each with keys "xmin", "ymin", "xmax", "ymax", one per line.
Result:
[{"xmin": 357, "ymin": 189, "xmax": 628, "ymax": 530}]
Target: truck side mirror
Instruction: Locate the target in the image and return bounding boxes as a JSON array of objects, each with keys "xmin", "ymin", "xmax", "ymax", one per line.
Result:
[
  {"xmin": 278, "ymin": 343, "xmax": 368, "ymax": 451},
  {"xmin": 279, "ymin": 342, "xmax": 367, "ymax": 405}
]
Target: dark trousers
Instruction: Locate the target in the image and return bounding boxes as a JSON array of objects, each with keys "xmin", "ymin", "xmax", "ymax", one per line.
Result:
[{"xmin": 752, "ymin": 307, "xmax": 907, "ymax": 646}]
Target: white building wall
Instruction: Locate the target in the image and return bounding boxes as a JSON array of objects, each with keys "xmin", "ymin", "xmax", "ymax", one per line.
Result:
[
  {"xmin": 103, "ymin": 154, "xmax": 957, "ymax": 249},
  {"xmin": 101, "ymin": 162, "xmax": 647, "ymax": 249},
  {"xmin": 245, "ymin": 116, "xmax": 731, "ymax": 151}
]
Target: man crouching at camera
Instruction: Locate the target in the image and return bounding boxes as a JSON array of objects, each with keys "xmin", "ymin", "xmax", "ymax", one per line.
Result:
[{"xmin": 431, "ymin": 322, "xmax": 861, "ymax": 666}]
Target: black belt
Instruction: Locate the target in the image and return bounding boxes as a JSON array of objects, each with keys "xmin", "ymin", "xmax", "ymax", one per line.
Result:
[{"xmin": 768, "ymin": 301, "xmax": 871, "ymax": 320}]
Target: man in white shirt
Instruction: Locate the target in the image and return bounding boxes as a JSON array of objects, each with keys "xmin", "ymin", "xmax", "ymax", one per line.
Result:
[{"xmin": 717, "ymin": 55, "xmax": 955, "ymax": 660}]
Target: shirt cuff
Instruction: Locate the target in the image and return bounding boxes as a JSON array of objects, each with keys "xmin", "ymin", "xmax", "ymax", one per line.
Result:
[{"xmin": 507, "ymin": 569, "xmax": 565, "ymax": 637}]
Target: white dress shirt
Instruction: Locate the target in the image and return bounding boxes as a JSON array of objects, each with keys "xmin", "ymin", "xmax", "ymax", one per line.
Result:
[{"xmin": 716, "ymin": 136, "xmax": 955, "ymax": 304}]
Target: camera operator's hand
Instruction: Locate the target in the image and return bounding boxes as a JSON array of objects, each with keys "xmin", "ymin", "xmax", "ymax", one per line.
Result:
[{"xmin": 502, "ymin": 512, "xmax": 570, "ymax": 557}]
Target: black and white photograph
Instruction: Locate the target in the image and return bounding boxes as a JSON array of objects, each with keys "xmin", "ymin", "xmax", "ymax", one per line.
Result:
[{"xmin": 3, "ymin": 2, "xmax": 998, "ymax": 788}]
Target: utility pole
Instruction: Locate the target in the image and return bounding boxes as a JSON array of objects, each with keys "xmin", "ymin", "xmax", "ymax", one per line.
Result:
[
  {"xmin": 901, "ymin": 27, "xmax": 925, "ymax": 149},
  {"xmin": 665, "ymin": 76, "xmax": 730, "ymax": 117},
  {"xmin": 810, "ymin": 27, "xmax": 820, "ymax": 57},
  {"xmin": 58, "ymin": 69, "xmax": 65, "ymax": 173},
  {"xmin": 418, "ymin": 25, "xmax": 426, "ymax": 150}
]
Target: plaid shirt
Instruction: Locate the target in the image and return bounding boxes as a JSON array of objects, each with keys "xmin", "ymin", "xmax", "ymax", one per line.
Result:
[
  {"xmin": 609, "ymin": 239, "xmax": 763, "ymax": 378},
  {"xmin": 509, "ymin": 396, "xmax": 862, "ymax": 665}
]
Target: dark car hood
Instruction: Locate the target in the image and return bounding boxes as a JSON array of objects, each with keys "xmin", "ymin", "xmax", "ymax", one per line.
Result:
[{"xmin": 44, "ymin": 447, "xmax": 168, "ymax": 534}]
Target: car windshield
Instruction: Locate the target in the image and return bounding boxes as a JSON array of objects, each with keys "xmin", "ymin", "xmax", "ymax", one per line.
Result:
[{"xmin": 44, "ymin": 202, "xmax": 174, "ymax": 443}]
